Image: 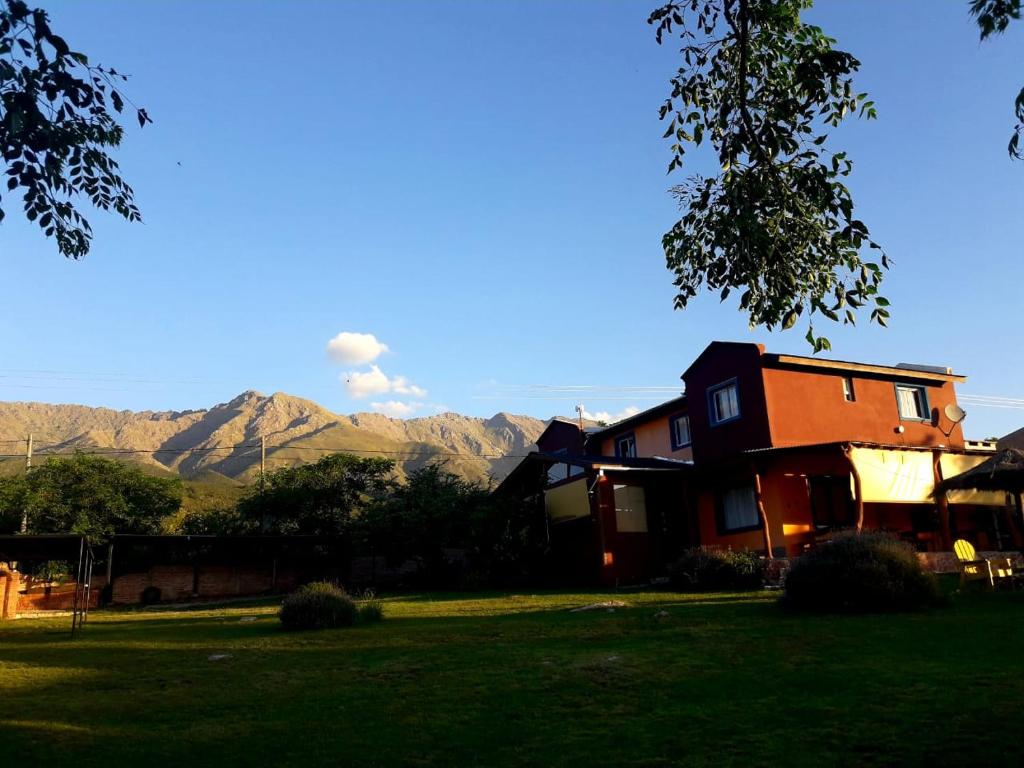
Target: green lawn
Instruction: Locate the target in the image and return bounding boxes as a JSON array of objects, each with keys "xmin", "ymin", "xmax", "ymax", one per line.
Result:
[{"xmin": 2, "ymin": 590, "xmax": 1024, "ymax": 767}]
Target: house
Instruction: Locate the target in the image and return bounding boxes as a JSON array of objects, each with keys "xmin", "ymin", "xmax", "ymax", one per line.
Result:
[{"xmin": 497, "ymin": 341, "xmax": 1019, "ymax": 585}]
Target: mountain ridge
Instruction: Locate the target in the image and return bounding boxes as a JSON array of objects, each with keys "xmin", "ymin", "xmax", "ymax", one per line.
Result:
[{"xmin": 0, "ymin": 391, "xmax": 550, "ymax": 484}]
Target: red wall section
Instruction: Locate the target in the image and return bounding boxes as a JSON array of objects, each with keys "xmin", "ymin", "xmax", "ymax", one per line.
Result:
[{"xmin": 761, "ymin": 366, "xmax": 964, "ymax": 450}]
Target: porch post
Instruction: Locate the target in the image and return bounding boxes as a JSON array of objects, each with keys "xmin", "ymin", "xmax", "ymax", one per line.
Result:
[
  {"xmin": 844, "ymin": 445, "xmax": 865, "ymax": 534},
  {"xmin": 932, "ymin": 450, "xmax": 953, "ymax": 551},
  {"xmin": 752, "ymin": 466, "xmax": 774, "ymax": 560}
]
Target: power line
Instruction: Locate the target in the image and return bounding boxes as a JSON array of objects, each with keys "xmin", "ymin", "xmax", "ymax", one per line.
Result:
[{"xmin": 0, "ymin": 440, "xmax": 525, "ymax": 462}]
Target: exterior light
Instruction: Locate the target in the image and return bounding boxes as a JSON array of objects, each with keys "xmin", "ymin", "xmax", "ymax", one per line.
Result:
[{"xmin": 603, "ymin": 551, "xmax": 614, "ymax": 566}]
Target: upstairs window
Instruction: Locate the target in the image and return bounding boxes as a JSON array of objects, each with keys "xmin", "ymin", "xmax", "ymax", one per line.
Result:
[
  {"xmin": 670, "ymin": 414, "xmax": 691, "ymax": 449},
  {"xmin": 842, "ymin": 376, "xmax": 856, "ymax": 402},
  {"xmin": 615, "ymin": 433, "xmax": 636, "ymax": 458},
  {"xmin": 895, "ymin": 384, "xmax": 929, "ymax": 421},
  {"xmin": 708, "ymin": 379, "xmax": 740, "ymax": 426}
]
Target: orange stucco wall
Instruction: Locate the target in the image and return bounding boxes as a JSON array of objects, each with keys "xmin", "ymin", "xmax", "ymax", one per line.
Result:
[{"xmin": 761, "ymin": 366, "xmax": 964, "ymax": 450}]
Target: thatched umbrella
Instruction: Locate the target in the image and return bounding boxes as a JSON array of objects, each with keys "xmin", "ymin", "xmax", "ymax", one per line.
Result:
[
  {"xmin": 935, "ymin": 448, "xmax": 1024, "ymax": 551},
  {"xmin": 936, "ymin": 448, "xmax": 1024, "ymax": 495}
]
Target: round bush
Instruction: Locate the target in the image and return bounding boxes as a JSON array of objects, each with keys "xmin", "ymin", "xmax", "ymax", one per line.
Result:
[
  {"xmin": 140, "ymin": 585, "xmax": 162, "ymax": 605},
  {"xmin": 669, "ymin": 547, "xmax": 765, "ymax": 591},
  {"xmin": 279, "ymin": 581, "xmax": 356, "ymax": 631},
  {"xmin": 783, "ymin": 532, "xmax": 940, "ymax": 613}
]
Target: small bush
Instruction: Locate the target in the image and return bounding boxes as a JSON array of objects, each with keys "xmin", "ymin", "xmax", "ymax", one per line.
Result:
[
  {"xmin": 783, "ymin": 532, "xmax": 940, "ymax": 613},
  {"xmin": 279, "ymin": 581, "xmax": 356, "ymax": 631},
  {"xmin": 669, "ymin": 547, "xmax": 765, "ymax": 591},
  {"xmin": 140, "ymin": 585, "xmax": 162, "ymax": 605},
  {"xmin": 357, "ymin": 589, "xmax": 384, "ymax": 623}
]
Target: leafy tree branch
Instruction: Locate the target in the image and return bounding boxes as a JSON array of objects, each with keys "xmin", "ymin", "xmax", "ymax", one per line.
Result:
[
  {"xmin": 0, "ymin": 0, "xmax": 150, "ymax": 259},
  {"xmin": 649, "ymin": 0, "xmax": 887, "ymax": 352}
]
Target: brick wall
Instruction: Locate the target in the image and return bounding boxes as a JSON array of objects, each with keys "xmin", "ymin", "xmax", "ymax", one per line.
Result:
[
  {"xmin": 17, "ymin": 575, "xmax": 106, "ymax": 613},
  {"xmin": 0, "ymin": 568, "xmax": 18, "ymax": 619},
  {"xmin": 110, "ymin": 564, "xmax": 298, "ymax": 605}
]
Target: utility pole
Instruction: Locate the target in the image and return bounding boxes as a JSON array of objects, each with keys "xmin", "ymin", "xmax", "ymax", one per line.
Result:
[
  {"xmin": 19, "ymin": 433, "xmax": 32, "ymax": 533},
  {"xmin": 260, "ymin": 434, "xmax": 266, "ymax": 492}
]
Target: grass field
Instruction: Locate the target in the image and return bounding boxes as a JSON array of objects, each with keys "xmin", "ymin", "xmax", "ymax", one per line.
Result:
[{"xmin": 2, "ymin": 589, "xmax": 1024, "ymax": 767}]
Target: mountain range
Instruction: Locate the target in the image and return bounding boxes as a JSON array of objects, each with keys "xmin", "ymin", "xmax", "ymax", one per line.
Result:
[{"xmin": 0, "ymin": 391, "xmax": 550, "ymax": 486}]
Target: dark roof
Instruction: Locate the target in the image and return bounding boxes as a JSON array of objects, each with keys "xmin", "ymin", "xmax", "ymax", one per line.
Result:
[
  {"xmin": 0, "ymin": 534, "xmax": 88, "ymax": 562},
  {"xmin": 585, "ymin": 396, "xmax": 687, "ymax": 442},
  {"xmin": 494, "ymin": 450, "xmax": 692, "ymax": 496}
]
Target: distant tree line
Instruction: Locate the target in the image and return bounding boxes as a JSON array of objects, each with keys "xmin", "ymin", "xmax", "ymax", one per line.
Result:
[{"xmin": 0, "ymin": 452, "xmax": 549, "ymax": 588}]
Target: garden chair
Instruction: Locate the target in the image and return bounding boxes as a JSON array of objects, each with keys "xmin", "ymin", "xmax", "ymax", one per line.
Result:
[{"xmin": 953, "ymin": 539, "xmax": 1014, "ymax": 589}]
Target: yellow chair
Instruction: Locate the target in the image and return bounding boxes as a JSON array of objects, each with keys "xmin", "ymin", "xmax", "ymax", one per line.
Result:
[{"xmin": 953, "ymin": 539, "xmax": 1014, "ymax": 588}]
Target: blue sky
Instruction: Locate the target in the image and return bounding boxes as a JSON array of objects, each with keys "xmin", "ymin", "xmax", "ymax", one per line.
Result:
[{"xmin": 2, "ymin": 0, "xmax": 1022, "ymax": 439}]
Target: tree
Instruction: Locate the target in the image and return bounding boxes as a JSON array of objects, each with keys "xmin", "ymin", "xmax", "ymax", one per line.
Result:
[
  {"xmin": 358, "ymin": 463, "xmax": 551, "ymax": 587},
  {"xmin": 650, "ymin": 0, "xmax": 1020, "ymax": 350},
  {"xmin": 0, "ymin": 453, "xmax": 181, "ymax": 540},
  {"xmin": 358, "ymin": 463, "xmax": 485, "ymax": 584},
  {"xmin": 237, "ymin": 453, "xmax": 395, "ymax": 536},
  {"xmin": 0, "ymin": 0, "xmax": 150, "ymax": 259}
]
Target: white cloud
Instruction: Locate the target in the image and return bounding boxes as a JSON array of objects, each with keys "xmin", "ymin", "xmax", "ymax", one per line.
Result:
[
  {"xmin": 583, "ymin": 405, "xmax": 640, "ymax": 424},
  {"xmin": 342, "ymin": 365, "xmax": 427, "ymax": 400},
  {"xmin": 326, "ymin": 332, "xmax": 389, "ymax": 365},
  {"xmin": 371, "ymin": 400, "xmax": 424, "ymax": 418},
  {"xmin": 343, "ymin": 365, "xmax": 392, "ymax": 398},
  {"xmin": 391, "ymin": 376, "xmax": 427, "ymax": 398}
]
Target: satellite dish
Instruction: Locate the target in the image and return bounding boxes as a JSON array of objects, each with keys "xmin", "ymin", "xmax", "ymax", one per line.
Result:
[{"xmin": 944, "ymin": 403, "xmax": 966, "ymax": 424}]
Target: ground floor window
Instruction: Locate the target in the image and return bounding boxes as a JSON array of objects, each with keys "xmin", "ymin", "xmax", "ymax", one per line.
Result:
[
  {"xmin": 614, "ymin": 484, "xmax": 648, "ymax": 533},
  {"xmin": 807, "ymin": 475, "xmax": 855, "ymax": 531},
  {"xmin": 718, "ymin": 484, "xmax": 760, "ymax": 532}
]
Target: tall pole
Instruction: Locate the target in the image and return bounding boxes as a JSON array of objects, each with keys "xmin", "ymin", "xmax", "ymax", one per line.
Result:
[
  {"xmin": 19, "ymin": 433, "xmax": 32, "ymax": 533},
  {"xmin": 260, "ymin": 435, "xmax": 266, "ymax": 492}
]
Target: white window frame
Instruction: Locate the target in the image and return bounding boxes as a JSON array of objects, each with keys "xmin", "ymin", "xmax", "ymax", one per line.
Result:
[
  {"xmin": 895, "ymin": 383, "xmax": 929, "ymax": 421},
  {"xmin": 708, "ymin": 378, "xmax": 741, "ymax": 426},
  {"xmin": 615, "ymin": 434, "xmax": 637, "ymax": 458},
  {"xmin": 670, "ymin": 413, "xmax": 691, "ymax": 449},
  {"xmin": 842, "ymin": 376, "xmax": 856, "ymax": 402}
]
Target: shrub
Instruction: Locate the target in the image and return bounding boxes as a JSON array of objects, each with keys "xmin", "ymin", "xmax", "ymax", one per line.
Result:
[
  {"xmin": 357, "ymin": 589, "xmax": 384, "ymax": 623},
  {"xmin": 140, "ymin": 585, "xmax": 162, "ymax": 605},
  {"xmin": 783, "ymin": 532, "xmax": 940, "ymax": 613},
  {"xmin": 279, "ymin": 581, "xmax": 356, "ymax": 631},
  {"xmin": 669, "ymin": 547, "xmax": 765, "ymax": 591}
]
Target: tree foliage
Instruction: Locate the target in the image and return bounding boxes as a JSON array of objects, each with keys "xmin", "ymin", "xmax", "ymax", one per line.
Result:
[
  {"xmin": 650, "ymin": 0, "xmax": 887, "ymax": 352},
  {"xmin": 357, "ymin": 463, "xmax": 549, "ymax": 587},
  {"xmin": 651, "ymin": 0, "xmax": 1022, "ymax": 350},
  {"xmin": 0, "ymin": 0, "xmax": 150, "ymax": 258},
  {"xmin": 237, "ymin": 453, "xmax": 395, "ymax": 536},
  {"xmin": 0, "ymin": 453, "xmax": 181, "ymax": 540},
  {"xmin": 969, "ymin": 0, "xmax": 1024, "ymax": 158}
]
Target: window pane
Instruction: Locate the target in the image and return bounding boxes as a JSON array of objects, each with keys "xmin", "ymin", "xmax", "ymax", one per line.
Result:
[
  {"xmin": 722, "ymin": 486, "xmax": 759, "ymax": 530},
  {"xmin": 673, "ymin": 415, "xmax": 690, "ymax": 447},
  {"xmin": 614, "ymin": 484, "xmax": 648, "ymax": 532},
  {"xmin": 711, "ymin": 383, "xmax": 739, "ymax": 423},
  {"xmin": 897, "ymin": 386, "xmax": 924, "ymax": 419},
  {"xmin": 842, "ymin": 377, "xmax": 855, "ymax": 402}
]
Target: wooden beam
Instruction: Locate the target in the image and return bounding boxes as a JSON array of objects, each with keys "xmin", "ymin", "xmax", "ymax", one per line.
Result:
[
  {"xmin": 752, "ymin": 466, "xmax": 774, "ymax": 559},
  {"xmin": 771, "ymin": 354, "xmax": 965, "ymax": 383},
  {"xmin": 933, "ymin": 450, "xmax": 953, "ymax": 550},
  {"xmin": 844, "ymin": 445, "xmax": 865, "ymax": 533}
]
